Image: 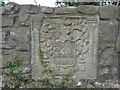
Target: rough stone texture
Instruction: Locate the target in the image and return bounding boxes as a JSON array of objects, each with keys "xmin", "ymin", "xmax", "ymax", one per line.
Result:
[
  {"xmin": 41, "ymin": 7, "xmax": 54, "ymax": 14},
  {"xmin": 100, "ymin": 5, "xmax": 118, "ymax": 20},
  {"xmin": 29, "ymin": 5, "xmax": 41, "ymax": 14},
  {"xmin": 99, "ymin": 20, "xmax": 118, "ymax": 43},
  {"xmin": 19, "ymin": 5, "xmax": 31, "ymax": 14},
  {"xmin": 54, "ymin": 7, "xmax": 78, "ymax": 15},
  {"xmin": 2, "ymin": 15, "xmax": 14, "ymax": 27},
  {"xmin": 10, "ymin": 27, "xmax": 30, "ymax": 43},
  {"xmin": 117, "ymin": 36, "xmax": 120, "ymax": 52},
  {"xmin": 1, "ymin": 4, "xmax": 119, "ymax": 88},
  {"xmin": 77, "ymin": 5, "xmax": 99, "ymax": 15},
  {"xmin": 2, "ymin": 2, "xmax": 20, "ymax": 15},
  {"xmin": 16, "ymin": 43, "xmax": 30, "ymax": 51},
  {"xmin": 32, "ymin": 15, "xmax": 99, "ymax": 80}
]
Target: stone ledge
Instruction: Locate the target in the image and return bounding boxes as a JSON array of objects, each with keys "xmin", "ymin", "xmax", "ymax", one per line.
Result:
[
  {"xmin": 99, "ymin": 20, "xmax": 118, "ymax": 43},
  {"xmin": 54, "ymin": 7, "xmax": 78, "ymax": 15},
  {"xmin": 41, "ymin": 7, "xmax": 54, "ymax": 14},
  {"xmin": 100, "ymin": 5, "xmax": 118, "ymax": 20},
  {"xmin": 77, "ymin": 5, "xmax": 99, "ymax": 15},
  {"xmin": 2, "ymin": 15, "xmax": 14, "ymax": 27},
  {"xmin": 117, "ymin": 36, "xmax": 120, "ymax": 52}
]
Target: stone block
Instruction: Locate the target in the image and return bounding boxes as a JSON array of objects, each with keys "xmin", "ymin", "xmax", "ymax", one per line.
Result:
[
  {"xmin": 100, "ymin": 5, "xmax": 118, "ymax": 20},
  {"xmin": 41, "ymin": 7, "xmax": 54, "ymax": 14},
  {"xmin": 2, "ymin": 15, "xmax": 14, "ymax": 27},
  {"xmin": 29, "ymin": 5, "xmax": 41, "ymax": 14},
  {"xmin": 54, "ymin": 7, "xmax": 78, "ymax": 15},
  {"xmin": 32, "ymin": 15, "xmax": 99, "ymax": 80},
  {"xmin": 2, "ymin": 2, "xmax": 20, "ymax": 15},
  {"xmin": 19, "ymin": 14, "xmax": 30, "ymax": 26},
  {"xmin": 10, "ymin": 27, "xmax": 30, "ymax": 43},
  {"xmin": 19, "ymin": 5, "xmax": 31, "ymax": 14},
  {"xmin": 99, "ymin": 48, "xmax": 114, "ymax": 67},
  {"xmin": 16, "ymin": 43, "xmax": 30, "ymax": 51},
  {"xmin": 99, "ymin": 20, "xmax": 118, "ymax": 43},
  {"xmin": 77, "ymin": 5, "xmax": 99, "ymax": 15},
  {"xmin": 117, "ymin": 36, "xmax": 120, "ymax": 52}
]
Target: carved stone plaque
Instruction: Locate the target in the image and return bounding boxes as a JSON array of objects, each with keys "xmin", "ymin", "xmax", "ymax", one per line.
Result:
[{"xmin": 32, "ymin": 15, "xmax": 99, "ymax": 80}]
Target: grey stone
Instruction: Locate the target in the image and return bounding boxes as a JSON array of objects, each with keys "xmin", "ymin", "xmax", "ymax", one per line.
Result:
[
  {"xmin": 2, "ymin": 2, "xmax": 20, "ymax": 15},
  {"xmin": 16, "ymin": 43, "xmax": 30, "ymax": 51},
  {"xmin": 116, "ymin": 36, "xmax": 120, "ymax": 52},
  {"xmin": 102, "ymin": 80, "xmax": 119, "ymax": 88},
  {"xmin": 22, "ymin": 67, "xmax": 31, "ymax": 74},
  {"xmin": 99, "ymin": 48, "xmax": 114, "ymax": 67},
  {"xmin": 54, "ymin": 7, "xmax": 78, "ymax": 15},
  {"xmin": 19, "ymin": 14, "xmax": 30, "ymax": 26},
  {"xmin": 2, "ymin": 52, "xmax": 17, "ymax": 68},
  {"xmin": 10, "ymin": 27, "xmax": 30, "ymax": 43},
  {"xmin": 2, "ymin": 44, "xmax": 12, "ymax": 50},
  {"xmin": 32, "ymin": 15, "xmax": 99, "ymax": 80},
  {"xmin": 2, "ymin": 15, "xmax": 14, "ymax": 27},
  {"xmin": 98, "ymin": 67, "xmax": 109, "ymax": 76},
  {"xmin": 2, "ymin": 32, "xmax": 6, "ymax": 44},
  {"xmin": 100, "ymin": 5, "xmax": 118, "ymax": 20},
  {"xmin": 77, "ymin": 5, "xmax": 99, "ymax": 15},
  {"xmin": 29, "ymin": 5, "xmax": 41, "ymax": 14},
  {"xmin": 31, "ymin": 15, "xmax": 43, "ymax": 22},
  {"xmin": 2, "ymin": 49, "xmax": 12, "ymax": 55},
  {"xmin": 94, "ymin": 82, "xmax": 102, "ymax": 88},
  {"xmin": 19, "ymin": 5, "xmax": 31, "ymax": 14},
  {"xmin": 17, "ymin": 52, "xmax": 31, "ymax": 63},
  {"xmin": 99, "ymin": 21, "xmax": 118, "ymax": 43},
  {"xmin": 41, "ymin": 7, "xmax": 54, "ymax": 14}
]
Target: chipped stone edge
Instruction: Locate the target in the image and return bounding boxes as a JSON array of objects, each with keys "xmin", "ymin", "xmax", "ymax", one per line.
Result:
[{"xmin": 0, "ymin": 7, "xmax": 2, "ymax": 89}]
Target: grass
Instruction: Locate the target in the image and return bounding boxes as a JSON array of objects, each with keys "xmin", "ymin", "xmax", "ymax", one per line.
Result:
[{"xmin": 38, "ymin": 48, "xmax": 73, "ymax": 88}]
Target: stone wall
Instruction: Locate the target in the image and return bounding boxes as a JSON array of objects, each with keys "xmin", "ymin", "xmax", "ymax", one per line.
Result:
[{"xmin": 1, "ymin": 2, "xmax": 120, "ymax": 88}]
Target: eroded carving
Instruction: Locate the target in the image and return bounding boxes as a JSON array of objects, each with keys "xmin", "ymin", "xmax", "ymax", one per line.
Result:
[{"xmin": 38, "ymin": 16, "xmax": 98, "ymax": 79}]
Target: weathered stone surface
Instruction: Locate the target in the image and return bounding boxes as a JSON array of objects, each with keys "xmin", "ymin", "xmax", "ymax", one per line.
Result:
[
  {"xmin": 1, "ymin": 4, "xmax": 119, "ymax": 88},
  {"xmin": 117, "ymin": 36, "xmax": 120, "ymax": 52},
  {"xmin": 19, "ymin": 14, "xmax": 30, "ymax": 26},
  {"xmin": 2, "ymin": 15, "xmax": 14, "ymax": 27},
  {"xmin": 29, "ymin": 5, "xmax": 41, "ymax": 14},
  {"xmin": 41, "ymin": 7, "xmax": 54, "ymax": 14},
  {"xmin": 77, "ymin": 5, "xmax": 99, "ymax": 15},
  {"xmin": 99, "ymin": 48, "xmax": 114, "ymax": 67},
  {"xmin": 16, "ymin": 43, "xmax": 30, "ymax": 51},
  {"xmin": 2, "ymin": 2, "xmax": 20, "ymax": 14},
  {"xmin": 98, "ymin": 67, "xmax": 109, "ymax": 76},
  {"xmin": 54, "ymin": 7, "xmax": 78, "ymax": 15},
  {"xmin": 2, "ymin": 49, "xmax": 12, "ymax": 55},
  {"xmin": 10, "ymin": 27, "xmax": 30, "ymax": 43},
  {"xmin": 2, "ymin": 52, "xmax": 17, "ymax": 68},
  {"xmin": 31, "ymin": 15, "xmax": 43, "ymax": 22},
  {"xmin": 32, "ymin": 15, "xmax": 99, "ymax": 80},
  {"xmin": 2, "ymin": 44, "xmax": 13, "ymax": 50},
  {"xmin": 99, "ymin": 21, "xmax": 118, "ymax": 43},
  {"xmin": 100, "ymin": 5, "xmax": 118, "ymax": 20},
  {"xmin": 19, "ymin": 5, "xmax": 31, "ymax": 14}
]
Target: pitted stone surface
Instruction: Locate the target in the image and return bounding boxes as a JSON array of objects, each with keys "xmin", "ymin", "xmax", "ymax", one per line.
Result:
[
  {"xmin": 54, "ymin": 7, "xmax": 78, "ymax": 15},
  {"xmin": 41, "ymin": 7, "xmax": 54, "ymax": 14},
  {"xmin": 10, "ymin": 27, "xmax": 30, "ymax": 43},
  {"xmin": 32, "ymin": 15, "xmax": 99, "ymax": 80},
  {"xmin": 77, "ymin": 5, "xmax": 99, "ymax": 15},
  {"xmin": 100, "ymin": 5, "xmax": 118, "ymax": 20},
  {"xmin": 117, "ymin": 35, "xmax": 120, "ymax": 52},
  {"xmin": 1, "ymin": 4, "xmax": 119, "ymax": 88},
  {"xmin": 16, "ymin": 43, "xmax": 30, "ymax": 51},
  {"xmin": 99, "ymin": 21, "xmax": 118, "ymax": 43},
  {"xmin": 2, "ymin": 15, "xmax": 14, "ymax": 27},
  {"xmin": 2, "ymin": 2, "xmax": 20, "ymax": 14}
]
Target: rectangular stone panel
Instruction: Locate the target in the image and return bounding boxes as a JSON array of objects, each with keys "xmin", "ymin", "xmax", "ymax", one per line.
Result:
[{"xmin": 32, "ymin": 15, "xmax": 99, "ymax": 80}]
